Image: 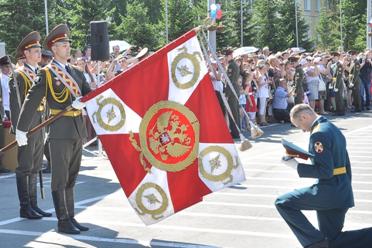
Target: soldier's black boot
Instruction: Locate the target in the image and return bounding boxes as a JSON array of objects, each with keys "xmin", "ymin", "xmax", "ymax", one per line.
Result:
[
  {"xmin": 66, "ymin": 187, "xmax": 89, "ymax": 231},
  {"xmin": 29, "ymin": 173, "xmax": 52, "ymax": 217},
  {"xmin": 52, "ymin": 190, "xmax": 80, "ymax": 234},
  {"xmin": 16, "ymin": 174, "xmax": 42, "ymax": 219}
]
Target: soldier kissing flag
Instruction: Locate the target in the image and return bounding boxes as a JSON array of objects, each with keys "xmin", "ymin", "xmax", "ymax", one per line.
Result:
[{"xmin": 82, "ymin": 29, "xmax": 246, "ymax": 225}]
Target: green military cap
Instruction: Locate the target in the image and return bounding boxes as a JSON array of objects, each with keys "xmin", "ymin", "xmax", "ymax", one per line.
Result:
[
  {"xmin": 16, "ymin": 31, "xmax": 42, "ymax": 59},
  {"xmin": 0, "ymin": 55, "xmax": 12, "ymax": 66},
  {"xmin": 282, "ymin": 139, "xmax": 314, "ymax": 160},
  {"xmin": 44, "ymin": 24, "xmax": 71, "ymax": 50}
]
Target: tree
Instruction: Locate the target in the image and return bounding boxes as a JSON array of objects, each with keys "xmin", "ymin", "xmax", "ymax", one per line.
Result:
[
  {"xmin": 340, "ymin": 0, "xmax": 366, "ymax": 51},
  {"xmin": 316, "ymin": 8, "xmax": 341, "ymax": 51},
  {"xmin": 251, "ymin": 0, "xmax": 285, "ymax": 52},
  {"xmin": 277, "ymin": 0, "xmax": 313, "ymax": 50},
  {"xmin": 0, "ymin": 0, "xmax": 47, "ymax": 57},
  {"xmin": 115, "ymin": 1, "xmax": 159, "ymax": 49},
  {"xmin": 216, "ymin": 0, "xmax": 240, "ymax": 50},
  {"xmin": 56, "ymin": 0, "xmax": 112, "ymax": 50}
]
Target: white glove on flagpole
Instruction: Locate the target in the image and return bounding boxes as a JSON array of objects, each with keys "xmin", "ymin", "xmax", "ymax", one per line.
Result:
[
  {"xmin": 15, "ymin": 129, "xmax": 28, "ymax": 146},
  {"xmin": 281, "ymin": 156, "xmax": 299, "ymax": 170},
  {"xmin": 72, "ymin": 97, "xmax": 86, "ymax": 110}
]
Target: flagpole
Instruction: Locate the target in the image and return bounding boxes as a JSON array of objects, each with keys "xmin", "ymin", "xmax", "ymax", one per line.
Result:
[
  {"xmin": 339, "ymin": 0, "xmax": 343, "ymax": 51},
  {"xmin": 165, "ymin": 0, "xmax": 169, "ymax": 43},
  {"xmin": 208, "ymin": 0, "xmax": 216, "ymax": 53},
  {"xmin": 44, "ymin": 0, "xmax": 49, "ymax": 35},
  {"xmin": 240, "ymin": 0, "xmax": 243, "ymax": 47},
  {"xmin": 295, "ymin": 0, "xmax": 299, "ymax": 47}
]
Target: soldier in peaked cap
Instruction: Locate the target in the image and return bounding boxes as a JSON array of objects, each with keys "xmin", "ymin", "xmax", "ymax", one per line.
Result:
[
  {"xmin": 15, "ymin": 24, "xmax": 91, "ymax": 234},
  {"xmin": 9, "ymin": 31, "xmax": 51, "ymax": 220},
  {"xmin": 276, "ymin": 104, "xmax": 372, "ymax": 248}
]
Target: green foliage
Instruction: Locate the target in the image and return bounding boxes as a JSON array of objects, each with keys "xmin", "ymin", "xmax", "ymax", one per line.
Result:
[
  {"xmin": 251, "ymin": 0, "xmax": 285, "ymax": 52},
  {"xmin": 0, "ymin": 0, "xmax": 47, "ymax": 57},
  {"xmin": 316, "ymin": 0, "xmax": 367, "ymax": 52},
  {"xmin": 277, "ymin": 0, "xmax": 313, "ymax": 50},
  {"xmin": 217, "ymin": 0, "xmax": 240, "ymax": 49},
  {"xmin": 56, "ymin": 0, "xmax": 112, "ymax": 50},
  {"xmin": 0, "ymin": 0, "xmax": 368, "ymax": 57},
  {"xmin": 115, "ymin": 1, "xmax": 159, "ymax": 49}
]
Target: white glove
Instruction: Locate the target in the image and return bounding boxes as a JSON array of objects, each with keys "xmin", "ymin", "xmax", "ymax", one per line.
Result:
[
  {"xmin": 72, "ymin": 97, "xmax": 86, "ymax": 110},
  {"xmin": 281, "ymin": 156, "xmax": 298, "ymax": 170},
  {"xmin": 15, "ymin": 129, "xmax": 28, "ymax": 146}
]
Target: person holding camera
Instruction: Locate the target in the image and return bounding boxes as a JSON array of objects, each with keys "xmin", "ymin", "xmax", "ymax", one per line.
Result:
[{"xmin": 359, "ymin": 51, "xmax": 372, "ymax": 110}]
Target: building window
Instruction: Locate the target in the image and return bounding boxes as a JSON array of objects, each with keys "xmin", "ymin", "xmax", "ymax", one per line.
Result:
[
  {"xmin": 316, "ymin": 0, "xmax": 321, "ymax": 11},
  {"xmin": 304, "ymin": 0, "xmax": 311, "ymax": 11}
]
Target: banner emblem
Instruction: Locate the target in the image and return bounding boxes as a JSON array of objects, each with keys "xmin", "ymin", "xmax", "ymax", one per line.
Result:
[
  {"xmin": 92, "ymin": 95, "xmax": 126, "ymax": 131},
  {"xmin": 132, "ymin": 101, "xmax": 199, "ymax": 172},
  {"xmin": 199, "ymin": 146, "xmax": 234, "ymax": 184},
  {"xmin": 135, "ymin": 182, "xmax": 169, "ymax": 220},
  {"xmin": 171, "ymin": 46, "xmax": 202, "ymax": 89}
]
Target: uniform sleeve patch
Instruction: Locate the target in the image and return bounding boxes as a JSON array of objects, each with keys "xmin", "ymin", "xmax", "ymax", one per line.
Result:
[{"xmin": 314, "ymin": 141, "xmax": 323, "ymax": 153}]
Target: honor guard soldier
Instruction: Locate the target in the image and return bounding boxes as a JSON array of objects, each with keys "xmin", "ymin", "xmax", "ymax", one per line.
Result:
[
  {"xmin": 16, "ymin": 24, "xmax": 91, "ymax": 234},
  {"xmin": 9, "ymin": 32, "xmax": 50, "ymax": 219},
  {"xmin": 330, "ymin": 52, "xmax": 345, "ymax": 115},
  {"xmin": 276, "ymin": 104, "xmax": 372, "ymax": 248},
  {"xmin": 349, "ymin": 51, "xmax": 362, "ymax": 112},
  {"xmin": 225, "ymin": 48, "xmax": 240, "ymax": 139},
  {"xmin": 293, "ymin": 58, "xmax": 307, "ymax": 104}
]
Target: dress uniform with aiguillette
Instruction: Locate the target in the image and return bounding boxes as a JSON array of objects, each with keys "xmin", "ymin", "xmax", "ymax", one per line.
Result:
[
  {"xmin": 10, "ymin": 31, "xmax": 50, "ymax": 219},
  {"xmin": 276, "ymin": 116, "xmax": 372, "ymax": 248},
  {"xmin": 16, "ymin": 24, "xmax": 91, "ymax": 234}
]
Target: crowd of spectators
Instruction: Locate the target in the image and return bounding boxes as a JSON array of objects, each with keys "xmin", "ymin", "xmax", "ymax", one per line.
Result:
[{"xmin": 209, "ymin": 47, "xmax": 372, "ymax": 138}]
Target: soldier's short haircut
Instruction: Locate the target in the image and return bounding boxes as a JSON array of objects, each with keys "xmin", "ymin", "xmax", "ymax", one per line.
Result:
[{"xmin": 290, "ymin": 104, "xmax": 316, "ymax": 120}]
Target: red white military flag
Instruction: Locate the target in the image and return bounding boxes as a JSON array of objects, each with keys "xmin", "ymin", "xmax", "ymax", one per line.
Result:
[{"xmin": 82, "ymin": 29, "xmax": 246, "ymax": 225}]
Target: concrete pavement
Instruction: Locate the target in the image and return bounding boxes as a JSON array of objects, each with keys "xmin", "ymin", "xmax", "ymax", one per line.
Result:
[{"xmin": 0, "ymin": 110, "xmax": 371, "ymax": 248}]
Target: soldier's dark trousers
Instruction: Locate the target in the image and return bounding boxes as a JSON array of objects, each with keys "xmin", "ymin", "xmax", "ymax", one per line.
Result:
[
  {"xmin": 276, "ymin": 193, "xmax": 372, "ymax": 248},
  {"xmin": 16, "ymin": 130, "xmax": 46, "ymax": 218},
  {"xmin": 227, "ymin": 97, "xmax": 240, "ymax": 139},
  {"xmin": 352, "ymin": 83, "xmax": 362, "ymax": 112},
  {"xmin": 29, "ymin": 173, "xmax": 52, "ymax": 217},
  {"xmin": 50, "ymin": 138, "xmax": 88, "ymax": 233},
  {"xmin": 16, "ymin": 174, "xmax": 41, "ymax": 219},
  {"xmin": 360, "ymin": 80, "xmax": 371, "ymax": 109}
]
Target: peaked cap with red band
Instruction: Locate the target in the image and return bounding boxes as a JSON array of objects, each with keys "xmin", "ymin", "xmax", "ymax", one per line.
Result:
[
  {"xmin": 44, "ymin": 24, "xmax": 71, "ymax": 50},
  {"xmin": 16, "ymin": 31, "xmax": 42, "ymax": 59}
]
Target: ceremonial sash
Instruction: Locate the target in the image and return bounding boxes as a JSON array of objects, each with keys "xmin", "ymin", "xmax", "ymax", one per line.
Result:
[
  {"xmin": 19, "ymin": 65, "xmax": 37, "ymax": 83},
  {"xmin": 47, "ymin": 62, "xmax": 82, "ymax": 97}
]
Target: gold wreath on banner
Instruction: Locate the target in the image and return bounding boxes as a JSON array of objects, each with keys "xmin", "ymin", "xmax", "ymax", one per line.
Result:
[
  {"xmin": 130, "ymin": 101, "xmax": 200, "ymax": 173},
  {"xmin": 134, "ymin": 182, "xmax": 169, "ymax": 220},
  {"xmin": 171, "ymin": 46, "xmax": 202, "ymax": 89},
  {"xmin": 198, "ymin": 146, "xmax": 236, "ymax": 184},
  {"xmin": 92, "ymin": 95, "xmax": 126, "ymax": 132}
]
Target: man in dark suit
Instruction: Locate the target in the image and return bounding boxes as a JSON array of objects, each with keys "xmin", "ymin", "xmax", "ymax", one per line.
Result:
[
  {"xmin": 10, "ymin": 31, "xmax": 50, "ymax": 219},
  {"xmin": 275, "ymin": 104, "xmax": 372, "ymax": 248},
  {"xmin": 16, "ymin": 24, "xmax": 91, "ymax": 234}
]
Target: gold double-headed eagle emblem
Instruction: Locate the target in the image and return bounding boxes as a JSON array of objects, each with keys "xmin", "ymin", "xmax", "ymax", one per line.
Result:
[{"xmin": 130, "ymin": 101, "xmax": 200, "ymax": 172}]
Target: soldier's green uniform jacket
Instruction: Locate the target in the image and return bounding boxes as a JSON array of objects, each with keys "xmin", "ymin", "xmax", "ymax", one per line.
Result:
[
  {"xmin": 17, "ymin": 61, "xmax": 91, "ymax": 138},
  {"xmin": 294, "ymin": 65, "xmax": 306, "ymax": 104},
  {"xmin": 225, "ymin": 59, "xmax": 240, "ymax": 98},
  {"xmin": 332, "ymin": 62, "xmax": 345, "ymax": 114},
  {"xmin": 350, "ymin": 59, "xmax": 362, "ymax": 111},
  {"xmin": 296, "ymin": 116, "xmax": 354, "ymax": 209},
  {"xmin": 9, "ymin": 65, "xmax": 45, "ymax": 133}
]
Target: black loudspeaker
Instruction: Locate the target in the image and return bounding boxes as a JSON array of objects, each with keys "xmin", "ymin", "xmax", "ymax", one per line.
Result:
[{"xmin": 90, "ymin": 21, "xmax": 110, "ymax": 61}]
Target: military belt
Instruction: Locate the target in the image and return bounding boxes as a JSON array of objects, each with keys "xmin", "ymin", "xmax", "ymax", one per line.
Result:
[
  {"xmin": 50, "ymin": 108, "xmax": 82, "ymax": 117},
  {"xmin": 333, "ymin": 166, "xmax": 346, "ymax": 176}
]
